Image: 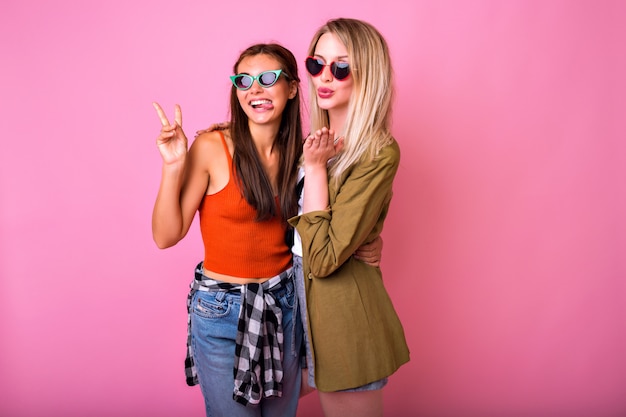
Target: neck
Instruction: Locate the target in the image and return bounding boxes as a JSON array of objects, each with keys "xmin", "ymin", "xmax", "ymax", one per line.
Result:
[
  {"xmin": 328, "ymin": 108, "xmax": 348, "ymax": 134},
  {"xmin": 249, "ymin": 122, "xmax": 279, "ymax": 157}
]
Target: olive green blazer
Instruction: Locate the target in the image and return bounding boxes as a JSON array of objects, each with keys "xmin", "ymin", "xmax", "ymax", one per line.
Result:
[{"xmin": 289, "ymin": 140, "xmax": 410, "ymax": 392}]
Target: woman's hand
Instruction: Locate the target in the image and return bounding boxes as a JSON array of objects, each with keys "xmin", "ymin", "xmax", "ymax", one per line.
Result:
[
  {"xmin": 153, "ymin": 102, "xmax": 188, "ymax": 166},
  {"xmin": 303, "ymin": 127, "xmax": 344, "ymax": 168},
  {"xmin": 301, "ymin": 127, "xmax": 345, "ymax": 213},
  {"xmin": 354, "ymin": 235, "xmax": 384, "ymax": 267},
  {"xmin": 195, "ymin": 122, "xmax": 230, "ymax": 138}
]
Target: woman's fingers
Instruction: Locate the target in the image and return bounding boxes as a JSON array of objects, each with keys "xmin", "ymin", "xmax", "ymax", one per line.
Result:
[
  {"xmin": 174, "ymin": 104, "xmax": 182, "ymax": 127},
  {"xmin": 152, "ymin": 102, "xmax": 170, "ymax": 127},
  {"xmin": 312, "ymin": 128, "xmax": 338, "ymax": 150},
  {"xmin": 303, "ymin": 126, "xmax": 341, "ymax": 167},
  {"xmin": 195, "ymin": 121, "xmax": 230, "ymax": 138},
  {"xmin": 334, "ymin": 136, "xmax": 345, "ymax": 152},
  {"xmin": 153, "ymin": 103, "xmax": 185, "ymax": 151},
  {"xmin": 153, "ymin": 102, "xmax": 183, "ymax": 128}
]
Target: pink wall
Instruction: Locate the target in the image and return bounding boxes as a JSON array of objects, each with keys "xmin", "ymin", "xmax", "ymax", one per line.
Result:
[{"xmin": 1, "ymin": 1, "xmax": 624, "ymax": 416}]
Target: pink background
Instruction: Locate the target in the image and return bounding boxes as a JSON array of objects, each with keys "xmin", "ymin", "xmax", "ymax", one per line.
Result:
[{"xmin": 1, "ymin": 1, "xmax": 625, "ymax": 416}]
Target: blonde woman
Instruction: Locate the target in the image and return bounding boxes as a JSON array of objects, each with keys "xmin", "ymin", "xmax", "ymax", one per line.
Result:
[{"xmin": 290, "ymin": 18, "xmax": 410, "ymax": 417}]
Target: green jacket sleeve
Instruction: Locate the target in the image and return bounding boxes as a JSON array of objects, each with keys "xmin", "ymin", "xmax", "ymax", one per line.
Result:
[{"xmin": 289, "ymin": 141, "xmax": 400, "ymax": 277}]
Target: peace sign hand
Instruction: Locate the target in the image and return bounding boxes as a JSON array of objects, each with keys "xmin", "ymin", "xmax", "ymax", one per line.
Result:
[{"xmin": 153, "ymin": 102, "xmax": 188, "ymax": 166}]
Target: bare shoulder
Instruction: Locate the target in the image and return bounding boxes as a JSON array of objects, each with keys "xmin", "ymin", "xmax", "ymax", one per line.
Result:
[
  {"xmin": 193, "ymin": 128, "xmax": 228, "ymax": 146},
  {"xmin": 188, "ymin": 128, "xmax": 232, "ymax": 181},
  {"xmin": 191, "ymin": 128, "xmax": 232, "ymax": 157}
]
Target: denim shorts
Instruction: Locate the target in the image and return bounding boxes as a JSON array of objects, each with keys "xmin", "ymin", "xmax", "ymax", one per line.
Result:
[
  {"xmin": 292, "ymin": 255, "xmax": 388, "ymax": 392},
  {"xmin": 190, "ymin": 271, "xmax": 302, "ymax": 417}
]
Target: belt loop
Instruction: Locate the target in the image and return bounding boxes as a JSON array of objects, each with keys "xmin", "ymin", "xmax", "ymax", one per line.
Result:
[{"xmin": 215, "ymin": 291, "xmax": 226, "ymax": 302}]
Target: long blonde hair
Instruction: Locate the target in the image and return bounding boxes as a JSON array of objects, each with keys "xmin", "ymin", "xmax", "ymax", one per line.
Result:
[{"xmin": 307, "ymin": 18, "xmax": 395, "ymax": 186}]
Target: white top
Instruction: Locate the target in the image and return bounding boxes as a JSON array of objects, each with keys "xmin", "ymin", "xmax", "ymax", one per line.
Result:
[{"xmin": 291, "ymin": 167, "xmax": 305, "ymax": 257}]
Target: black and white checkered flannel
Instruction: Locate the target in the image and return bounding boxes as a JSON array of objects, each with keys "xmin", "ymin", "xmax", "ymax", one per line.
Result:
[{"xmin": 185, "ymin": 262, "xmax": 292, "ymax": 406}]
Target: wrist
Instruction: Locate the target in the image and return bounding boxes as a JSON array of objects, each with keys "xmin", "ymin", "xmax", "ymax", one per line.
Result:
[
  {"xmin": 162, "ymin": 159, "xmax": 186, "ymax": 176},
  {"xmin": 304, "ymin": 164, "xmax": 327, "ymax": 176}
]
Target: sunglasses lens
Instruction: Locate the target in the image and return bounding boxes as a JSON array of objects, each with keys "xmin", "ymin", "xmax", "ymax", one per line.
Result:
[
  {"xmin": 258, "ymin": 71, "xmax": 278, "ymax": 87},
  {"xmin": 233, "ymin": 75, "xmax": 252, "ymax": 90},
  {"xmin": 306, "ymin": 57, "xmax": 351, "ymax": 80},
  {"xmin": 332, "ymin": 62, "xmax": 350, "ymax": 80},
  {"xmin": 305, "ymin": 57, "xmax": 324, "ymax": 76}
]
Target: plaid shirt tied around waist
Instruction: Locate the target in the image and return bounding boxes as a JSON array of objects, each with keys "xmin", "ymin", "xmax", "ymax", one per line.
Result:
[{"xmin": 185, "ymin": 262, "xmax": 293, "ymax": 406}]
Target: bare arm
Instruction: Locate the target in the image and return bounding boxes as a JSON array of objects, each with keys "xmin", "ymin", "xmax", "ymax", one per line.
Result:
[
  {"xmin": 302, "ymin": 127, "xmax": 342, "ymax": 213},
  {"xmin": 151, "ymin": 102, "xmax": 209, "ymax": 248}
]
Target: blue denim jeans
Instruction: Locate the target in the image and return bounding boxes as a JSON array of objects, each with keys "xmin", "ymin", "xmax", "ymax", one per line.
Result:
[{"xmin": 190, "ymin": 276, "xmax": 302, "ymax": 417}]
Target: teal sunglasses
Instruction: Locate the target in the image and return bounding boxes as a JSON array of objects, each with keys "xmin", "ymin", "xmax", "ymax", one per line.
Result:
[{"xmin": 230, "ymin": 70, "xmax": 283, "ymax": 91}]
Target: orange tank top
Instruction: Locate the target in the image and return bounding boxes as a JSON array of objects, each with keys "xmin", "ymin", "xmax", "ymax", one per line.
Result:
[{"xmin": 199, "ymin": 131, "xmax": 292, "ymax": 278}]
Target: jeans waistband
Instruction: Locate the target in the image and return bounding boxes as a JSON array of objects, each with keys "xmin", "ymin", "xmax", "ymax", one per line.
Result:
[{"xmin": 193, "ymin": 262, "xmax": 293, "ymax": 295}]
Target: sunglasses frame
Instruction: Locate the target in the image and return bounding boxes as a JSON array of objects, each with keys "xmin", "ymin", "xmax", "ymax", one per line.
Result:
[
  {"xmin": 230, "ymin": 69, "xmax": 283, "ymax": 91},
  {"xmin": 305, "ymin": 57, "xmax": 351, "ymax": 81}
]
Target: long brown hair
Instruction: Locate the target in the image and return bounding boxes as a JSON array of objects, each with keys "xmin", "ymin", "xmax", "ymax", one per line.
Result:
[{"xmin": 229, "ymin": 43, "xmax": 303, "ymax": 222}]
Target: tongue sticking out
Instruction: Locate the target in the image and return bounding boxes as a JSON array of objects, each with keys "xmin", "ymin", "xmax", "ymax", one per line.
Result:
[{"xmin": 251, "ymin": 99, "xmax": 274, "ymax": 110}]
